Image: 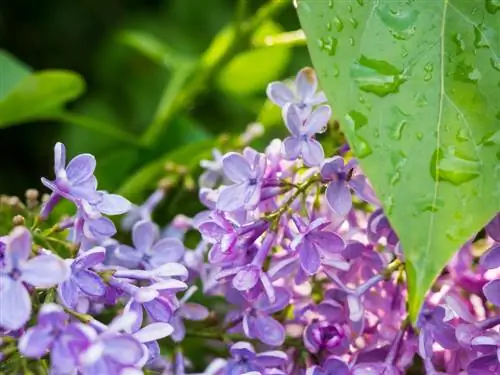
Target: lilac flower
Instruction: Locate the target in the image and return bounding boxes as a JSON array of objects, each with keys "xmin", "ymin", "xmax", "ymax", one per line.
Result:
[
  {"xmin": 320, "ymin": 156, "xmax": 378, "ymax": 216},
  {"xmin": 216, "ymin": 151, "xmax": 267, "ymax": 212},
  {"xmin": 226, "ymin": 341, "xmax": 287, "ymax": 375},
  {"xmin": 367, "ymin": 209, "xmax": 399, "ymax": 249},
  {"xmin": 468, "ymin": 334, "xmax": 500, "ymax": 375},
  {"xmin": 19, "ymin": 304, "xmax": 91, "ymax": 373},
  {"xmin": 122, "ymin": 188, "xmax": 166, "ymax": 230},
  {"xmin": 304, "ymin": 318, "xmax": 350, "ymax": 355},
  {"xmin": 170, "ymin": 287, "xmax": 209, "ymax": 342},
  {"xmin": 486, "ymin": 214, "xmax": 500, "ymax": 242},
  {"xmin": 417, "ymin": 306, "xmax": 459, "ymax": 364},
  {"xmin": 266, "ymin": 67, "xmax": 327, "ymax": 113},
  {"xmin": 227, "ymin": 286, "xmax": 290, "ymax": 346},
  {"xmin": 116, "ymin": 278, "xmax": 187, "ymax": 330},
  {"xmin": 40, "ymin": 142, "xmax": 98, "ymax": 218},
  {"xmin": 282, "ymin": 103, "xmax": 329, "ymax": 166},
  {"xmin": 0, "ymin": 227, "xmax": 69, "ymax": 330},
  {"xmin": 129, "ymin": 322, "xmax": 174, "ymax": 367},
  {"xmin": 117, "ymin": 220, "xmax": 184, "ymax": 269},
  {"xmin": 77, "ymin": 314, "xmax": 145, "ymax": 375},
  {"xmin": 481, "ymin": 244, "xmax": 500, "ymax": 306},
  {"xmin": 58, "ymin": 246, "xmax": 107, "ymax": 309},
  {"xmin": 290, "ymin": 216, "xmax": 345, "ymax": 275},
  {"xmin": 217, "ymin": 233, "xmax": 276, "ymax": 302}
]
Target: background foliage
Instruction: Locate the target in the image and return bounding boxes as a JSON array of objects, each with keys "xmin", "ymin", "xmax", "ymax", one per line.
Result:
[{"xmin": 0, "ymin": 0, "xmax": 307, "ymax": 206}]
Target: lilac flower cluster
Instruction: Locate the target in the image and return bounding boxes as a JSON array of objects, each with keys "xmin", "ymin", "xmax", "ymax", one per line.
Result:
[{"xmin": 0, "ymin": 67, "xmax": 499, "ymax": 375}]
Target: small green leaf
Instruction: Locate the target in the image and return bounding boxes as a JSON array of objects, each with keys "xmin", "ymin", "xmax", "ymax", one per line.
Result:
[
  {"xmin": 217, "ymin": 21, "xmax": 291, "ymax": 95},
  {"xmin": 0, "ymin": 49, "xmax": 32, "ymax": 99},
  {"xmin": 0, "ymin": 70, "xmax": 85, "ymax": 127},
  {"xmin": 297, "ymin": 0, "xmax": 500, "ymax": 321}
]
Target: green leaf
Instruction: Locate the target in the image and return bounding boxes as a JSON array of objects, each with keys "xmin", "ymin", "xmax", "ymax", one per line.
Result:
[
  {"xmin": 0, "ymin": 70, "xmax": 85, "ymax": 127},
  {"xmin": 297, "ymin": 0, "xmax": 500, "ymax": 321},
  {"xmin": 0, "ymin": 49, "xmax": 32, "ymax": 99},
  {"xmin": 217, "ymin": 21, "xmax": 292, "ymax": 95}
]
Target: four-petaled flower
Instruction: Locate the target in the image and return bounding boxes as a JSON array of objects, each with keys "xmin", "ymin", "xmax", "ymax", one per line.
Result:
[
  {"xmin": 217, "ymin": 151, "xmax": 267, "ymax": 212},
  {"xmin": 282, "ymin": 103, "xmax": 330, "ymax": 166},
  {"xmin": 117, "ymin": 220, "xmax": 185, "ymax": 270},
  {"xmin": 266, "ymin": 67, "xmax": 327, "ymax": 114},
  {"xmin": 0, "ymin": 227, "xmax": 69, "ymax": 330}
]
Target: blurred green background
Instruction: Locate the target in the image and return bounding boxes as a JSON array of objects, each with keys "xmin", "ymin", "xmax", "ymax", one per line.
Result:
[{"xmin": 0, "ymin": 0, "xmax": 312, "ymax": 201}]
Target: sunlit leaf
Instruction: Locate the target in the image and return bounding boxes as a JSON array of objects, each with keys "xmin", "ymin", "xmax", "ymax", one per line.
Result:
[
  {"xmin": 0, "ymin": 49, "xmax": 32, "ymax": 99},
  {"xmin": 298, "ymin": 0, "xmax": 500, "ymax": 321},
  {"xmin": 0, "ymin": 70, "xmax": 85, "ymax": 128}
]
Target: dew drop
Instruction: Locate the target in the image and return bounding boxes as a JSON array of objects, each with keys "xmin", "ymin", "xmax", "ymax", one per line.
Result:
[
  {"xmin": 328, "ymin": 0, "xmax": 334, "ymax": 9},
  {"xmin": 416, "ymin": 196, "xmax": 444, "ymax": 213},
  {"xmin": 332, "ymin": 64, "xmax": 340, "ymax": 77},
  {"xmin": 452, "ymin": 33, "xmax": 466, "ymax": 54},
  {"xmin": 430, "ymin": 147, "xmax": 481, "ymax": 185},
  {"xmin": 344, "ymin": 112, "xmax": 373, "ymax": 159},
  {"xmin": 454, "ymin": 61, "xmax": 482, "ymax": 83},
  {"xmin": 326, "ymin": 22, "xmax": 333, "ymax": 31},
  {"xmin": 485, "ymin": 0, "xmax": 500, "ymax": 14},
  {"xmin": 480, "ymin": 130, "xmax": 500, "ymax": 146},
  {"xmin": 333, "ymin": 17, "xmax": 344, "ymax": 32},
  {"xmin": 347, "ymin": 5, "xmax": 353, "ymax": 13},
  {"xmin": 490, "ymin": 57, "xmax": 500, "ymax": 71},
  {"xmin": 416, "ymin": 131, "xmax": 424, "ymax": 140},
  {"xmin": 356, "ymin": 0, "xmax": 365, "ymax": 6},
  {"xmin": 318, "ymin": 36, "xmax": 338, "ymax": 56},
  {"xmin": 350, "ymin": 55, "xmax": 407, "ymax": 96},
  {"xmin": 348, "ymin": 37, "xmax": 355, "ymax": 46},
  {"xmin": 401, "ymin": 47, "xmax": 409, "ymax": 57},
  {"xmin": 384, "ymin": 195, "xmax": 394, "ymax": 215},
  {"xmin": 376, "ymin": 5, "xmax": 419, "ymax": 40},
  {"xmin": 456, "ymin": 128, "xmax": 469, "ymax": 142},
  {"xmin": 389, "ymin": 107, "xmax": 409, "ymax": 140},
  {"xmin": 474, "ymin": 23, "xmax": 489, "ymax": 49},
  {"xmin": 350, "ymin": 17, "xmax": 359, "ymax": 28}
]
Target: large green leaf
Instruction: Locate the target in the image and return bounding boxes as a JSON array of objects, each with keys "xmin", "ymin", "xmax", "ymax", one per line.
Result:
[
  {"xmin": 0, "ymin": 49, "xmax": 32, "ymax": 99},
  {"xmin": 0, "ymin": 70, "xmax": 85, "ymax": 127},
  {"xmin": 297, "ymin": 0, "xmax": 500, "ymax": 321}
]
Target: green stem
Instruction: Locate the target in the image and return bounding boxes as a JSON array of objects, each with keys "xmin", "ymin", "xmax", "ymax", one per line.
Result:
[
  {"xmin": 140, "ymin": 0, "xmax": 290, "ymax": 147},
  {"xmin": 63, "ymin": 307, "xmax": 93, "ymax": 324}
]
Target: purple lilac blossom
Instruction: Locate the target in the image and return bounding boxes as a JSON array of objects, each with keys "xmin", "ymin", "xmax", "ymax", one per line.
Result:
[{"xmin": 0, "ymin": 227, "xmax": 69, "ymax": 330}]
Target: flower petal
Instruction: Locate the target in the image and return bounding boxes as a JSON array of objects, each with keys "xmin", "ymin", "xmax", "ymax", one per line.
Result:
[
  {"xmin": 103, "ymin": 335, "xmax": 144, "ymax": 365},
  {"xmin": 19, "ymin": 326, "xmax": 53, "ymax": 358},
  {"xmin": 66, "ymin": 154, "xmax": 96, "ymax": 185},
  {"xmin": 233, "ymin": 267, "xmax": 260, "ymax": 291},
  {"xmin": 255, "ymin": 350, "xmax": 288, "ymax": 367},
  {"xmin": 301, "ymin": 139, "xmax": 324, "ymax": 167},
  {"xmin": 481, "ymin": 244, "xmax": 500, "ymax": 270},
  {"xmin": 179, "ymin": 303, "xmax": 209, "ymax": 320},
  {"xmin": 299, "ymin": 240, "xmax": 320, "ymax": 275},
  {"xmin": 0, "ymin": 276, "xmax": 31, "ymax": 330},
  {"xmin": 282, "ymin": 136, "xmax": 301, "ymax": 160},
  {"xmin": 296, "ymin": 67, "xmax": 318, "ymax": 100},
  {"xmin": 132, "ymin": 220, "xmax": 158, "ymax": 253},
  {"xmin": 74, "ymin": 246, "xmax": 106, "ymax": 269},
  {"xmin": 222, "ymin": 152, "xmax": 253, "ymax": 183},
  {"xmin": 310, "ymin": 231, "xmax": 345, "ymax": 254},
  {"xmin": 54, "ymin": 142, "xmax": 66, "ymax": 173},
  {"xmin": 326, "ymin": 180, "xmax": 352, "ymax": 217},
  {"xmin": 282, "ymin": 103, "xmax": 301, "ymax": 137},
  {"xmin": 5, "ymin": 226, "xmax": 31, "ymax": 270},
  {"xmin": 94, "ymin": 193, "xmax": 131, "ymax": 215},
  {"xmin": 253, "ymin": 315, "xmax": 285, "ymax": 346},
  {"xmin": 58, "ymin": 279, "xmax": 80, "ymax": 309},
  {"xmin": 134, "ymin": 322, "xmax": 173, "ymax": 343},
  {"xmin": 304, "ymin": 105, "xmax": 330, "ymax": 135},
  {"xmin": 217, "ymin": 183, "xmax": 247, "ymax": 212},
  {"xmin": 483, "ymin": 279, "xmax": 500, "ymax": 307},
  {"xmin": 266, "ymin": 82, "xmax": 294, "ymax": 107},
  {"xmin": 320, "ymin": 156, "xmax": 344, "ymax": 180},
  {"xmin": 21, "ymin": 255, "xmax": 70, "ymax": 287},
  {"xmin": 150, "ymin": 238, "xmax": 185, "ymax": 266},
  {"xmin": 74, "ymin": 270, "xmax": 106, "ymax": 297}
]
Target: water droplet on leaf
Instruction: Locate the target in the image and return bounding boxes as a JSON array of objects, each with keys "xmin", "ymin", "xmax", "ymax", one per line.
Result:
[
  {"xmin": 486, "ymin": 0, "xmax": 500, "ymax": 13},
  {"xmin": 376, "ymin": 5, "xmax": 419, "ymax": 40},
  {"xmin": 430, "ymin": 147, "xmax": 481, "ymax": 185},
  {"xmin": 350, "ymin": 17, "xmax": 359, "ymax": 28},
  {"xmin": 480, "ymin": 130, "xmax": 500, "ymax": 146},
  {"xmin": 344, "ymin": 111, "xmax": 373, "ymax": 159},
  {"xmin": 453, "ymin": 33, "xmax": 466, "ymax": 54},
  {"xmin": 474, "ymin": 23, "xmax": 490, "ymax": 49},
  {"xmin": 350, "ymin": 55, "xmax": 407, "ymax": 96},
  {"xmin": 490, "ymin": 57, "xmax": 500, "ymax": 71},
  {"xmin": 456, "ymin": 129, "xmax": 469, "ymax": 142},
  {"xmin": 416, "ymin": 131, "xmax": 424, "ymax": 140},
  {"xmin": 333, "ymin": 17, "xmax": 344, "ymax": 32},
  {"xmin": 318, "ymin": 37, "xmax": 338, "ymax": 56}
]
